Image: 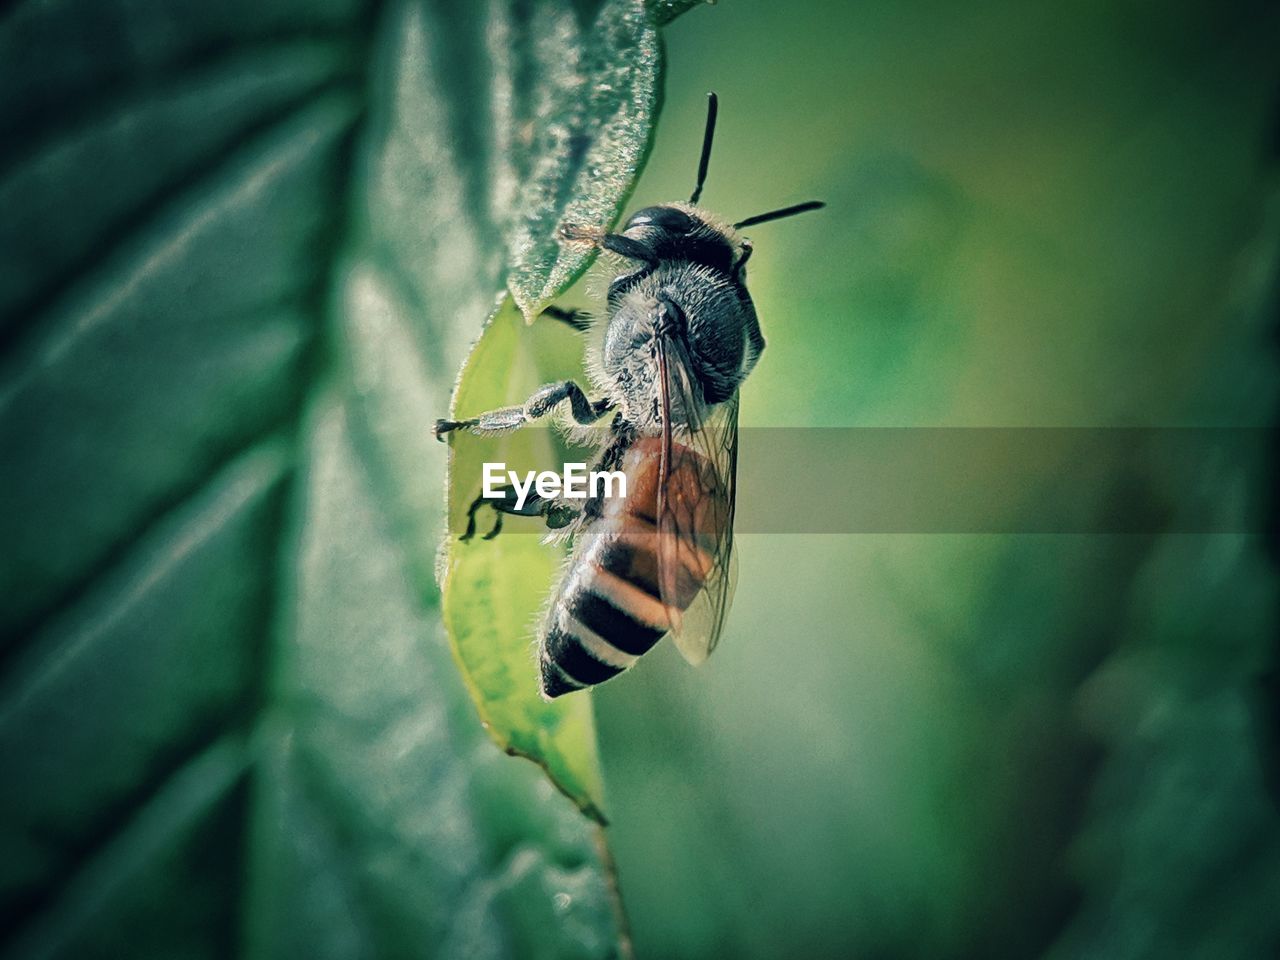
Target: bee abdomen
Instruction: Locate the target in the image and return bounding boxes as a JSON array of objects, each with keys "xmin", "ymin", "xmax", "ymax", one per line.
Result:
[
  {"xmin": 540, "ymin": 587, "xmax": 665, "ymax": 700},
  {"xmin": 539, "ymin": 522, "xmax": 708, "ymax": 699},
  {"xmin": 539, "ymin": 618, "xmax": 632, "ymax": 699}
]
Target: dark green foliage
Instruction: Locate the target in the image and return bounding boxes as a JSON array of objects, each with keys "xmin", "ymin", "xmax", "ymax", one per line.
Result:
[{"xmin": 0, "ymin": 0, "xmax": 702, "ymax": 956}]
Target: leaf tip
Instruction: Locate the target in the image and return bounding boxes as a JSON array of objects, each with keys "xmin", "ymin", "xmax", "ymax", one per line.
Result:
[{"xmin": 509, "ymin": 284, "xmax": 543, "ymax": 325}]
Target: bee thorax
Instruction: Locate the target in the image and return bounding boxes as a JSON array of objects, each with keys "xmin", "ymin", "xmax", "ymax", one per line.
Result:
[{"xmin": 599, "ymin": 263, "xmax": 760, "ymax": 430}]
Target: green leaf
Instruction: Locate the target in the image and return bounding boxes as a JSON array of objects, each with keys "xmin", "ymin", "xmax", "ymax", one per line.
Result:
[
  {"xmin": 0, "ymin": 0, "xmax": 691, "ymax": 955},
  {"xmin": 440, "ymin": 297, "xmax": 606, "ymax": 822},
  {"xmin": 504, "ymin": 0, "xmax": 664, "ymax": 322}
]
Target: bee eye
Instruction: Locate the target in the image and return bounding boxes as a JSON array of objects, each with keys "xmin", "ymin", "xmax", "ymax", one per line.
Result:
[{"xmin": 626, "ymin": 205, "xmax": 695, "ymax": 234}]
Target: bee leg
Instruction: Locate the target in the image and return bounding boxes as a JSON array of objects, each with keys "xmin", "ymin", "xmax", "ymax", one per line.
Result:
[
  {"xmin": 435, "ymin": 406, "xmax": 527, "ymax": 439},
  {"xmin": 436, "ymin": 381, "xmax": 613, "ymax": 440},
  {"xmin": 459, "ymin": 488, "xmax": 524, "ymax": 542},
  {"xmin": 602, "ymin": 235, "xmax": 660, "ymax": 306},
  {"xmin": 486, "ymin": 501, "xmax": 577, "ymax": 539},
  {"xmin": 541, "ymin": 305, "xmax": 591, "ymax": 332},
  {"xmin": 607, "ymin": 267, "xmax": 652, "ymax": 306},
  {"xmin": 524, "ymin": 381, "xmax": 613, "ymax": 423},
  {"xmin": 459, "ymin": 494, "xmax": 488, "ymax": 542},
  {"xmin": 459, "ymin": 486, "xmax": 581, "ymax": 542},
  {"xmin": 482, "ymin": 511, "xmax": 504, "ymax": 541},
  {"xmin": 544, "ymin": 503, "xmax": 579, "ymax": 529},
  {"xmin": 560, "ymin": 224, "xmax": 657, "ymax": 268},
  {"xmin": 600, "ymin": 233, "xmax": 656, "ymax": 263}
]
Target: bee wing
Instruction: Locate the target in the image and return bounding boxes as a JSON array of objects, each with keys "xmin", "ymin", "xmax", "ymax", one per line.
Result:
[
  {"xmin": 655, "ymin": 335, "xmax": 739, "ymax": 666},
  {"xmin": 669, "ymin": 395, "xmax": 739, "ymax": 666}
]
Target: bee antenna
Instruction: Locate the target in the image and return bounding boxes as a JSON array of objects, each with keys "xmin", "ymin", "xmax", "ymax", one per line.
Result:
[
  {"xmin": 689, "ymin": 92, "xmax": 718, "ymax": 205},
  {"xmin": 733, "ymin": 200, "xmax": 826, "ymax": 230}
]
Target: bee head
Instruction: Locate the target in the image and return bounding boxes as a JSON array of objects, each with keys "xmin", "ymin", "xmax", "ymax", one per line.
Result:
[
  {"xmin": 608, "ymin": 93, "xmax": 823, "ymax": 274},
  {"xmin": 620, "ymin": 203, "xmax": 738, "ymax": 273}
]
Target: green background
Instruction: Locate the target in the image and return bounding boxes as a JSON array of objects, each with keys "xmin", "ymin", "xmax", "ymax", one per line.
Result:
[
  {"xmin": 599, "ymin": 3, "xmax": 1280, "ymax": 957},
  {"xmin": 1, "ymin": 0, "xmax": 1277, "ymax": 958}
]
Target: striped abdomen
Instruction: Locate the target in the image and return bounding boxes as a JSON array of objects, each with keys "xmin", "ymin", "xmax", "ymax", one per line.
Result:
[{"xmin": 538, "ymin": 438, "xmax": 721, "ymax": 699}]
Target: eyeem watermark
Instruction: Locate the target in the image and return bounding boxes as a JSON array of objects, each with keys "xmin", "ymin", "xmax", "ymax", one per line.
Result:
[
  {"xmin": 482, "ymin": 462, "xmax": 627, "ymax": 510},
  {"xmin": 449, "ymin": 428, "xmax": 1266, "ymax": 535}
]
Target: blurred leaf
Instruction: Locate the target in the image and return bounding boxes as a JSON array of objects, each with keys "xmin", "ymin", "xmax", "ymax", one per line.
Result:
[
  {"xmin": 1045, "ymin": 192, "xmax": 1280, "ymax": 960},
  {"xmin": 0, "ymin": 0, "xmax": 693, "ymax": 955}
]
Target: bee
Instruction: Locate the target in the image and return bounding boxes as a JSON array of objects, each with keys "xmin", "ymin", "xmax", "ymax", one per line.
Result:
[{"xmin": 436, "ymin": 93, "xmax": 823, "ymax": 699}]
